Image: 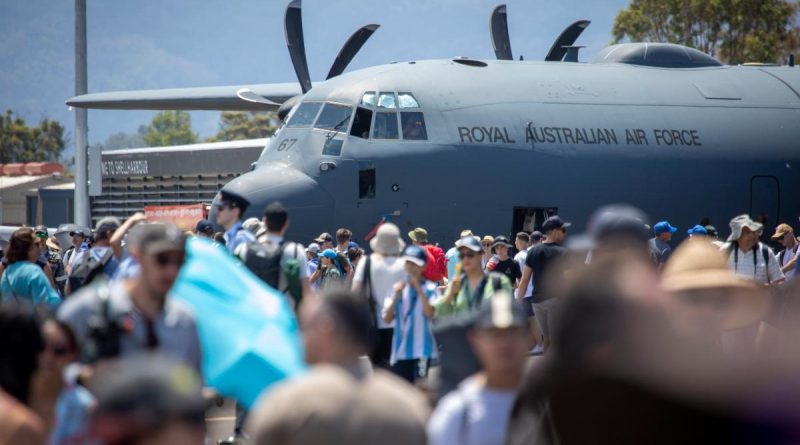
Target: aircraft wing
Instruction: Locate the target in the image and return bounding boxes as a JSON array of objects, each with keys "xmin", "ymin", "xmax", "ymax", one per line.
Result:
[{"xmin": 65, "ymin": 82, "xmax": 313, "ymax": 111}]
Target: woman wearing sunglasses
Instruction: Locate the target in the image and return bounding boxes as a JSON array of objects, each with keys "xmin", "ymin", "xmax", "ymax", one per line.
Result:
[{"xmin": 0, "ymin": 228, "xmax": 61, "ymax": 311}]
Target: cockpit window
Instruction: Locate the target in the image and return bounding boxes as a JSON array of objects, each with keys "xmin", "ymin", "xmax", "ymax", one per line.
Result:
[
  {"xmin": 287, "ymin": 102, "xmax": 322, "ymax": 127},
  {"xmin": 377, "ymin": 93, "xmax": 397, "ymax": 109},
  {"xmin": 373, "ymin": 111, "xmax": 399, "ymax": 139},
  {"xmin": 361, "ymin": 92, "xmax": 377, "ymax": 107},
  {"xmin": 401, "ymin": 112, "xmax": 427, "ymax": 140},
  {"xmin": 397, "ymin": 93, "xmax": 420, "ymax": 108},
  {"xmin": 314, "ymin": 103, "xmax": 353, "ymax": 133}
]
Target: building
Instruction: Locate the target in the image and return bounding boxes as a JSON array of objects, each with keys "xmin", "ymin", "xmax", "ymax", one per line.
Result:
[
  {"xmin": 0, "ymin": 163, "xmax": 70, "ymax": 226},
  {"xmin": 91, "ymin": 138, "xmax": 266, "ymax": 224}
]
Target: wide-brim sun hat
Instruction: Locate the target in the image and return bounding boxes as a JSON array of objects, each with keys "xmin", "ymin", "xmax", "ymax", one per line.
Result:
[
  {"xmin": 370, "ymin": 223, "xmax": 405, "ymax": 255},
  {"xmin": 727, "ymin": 214, "xmax": 763, "ymax": 243},
  {"xmin": 661, "ymin": 238, "xmax": 769, "ymax": 330}
]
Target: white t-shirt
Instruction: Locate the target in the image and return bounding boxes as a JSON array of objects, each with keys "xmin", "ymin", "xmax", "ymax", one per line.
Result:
[
  {"xmin": 513, "ymin": 248, "xmax": 533, "ymax": 299},
  {"xmin": 236, "ymin": 233, "xmax": 308, "ymax": 293},
  {"xmin": 722, "ymin": 242, "xmax": 784, "ymax": 285},
  {"xmin": 427, "ymin": 376, "xmax": 518, "ymax": 445},
  {"xmin": 353, "ymin": 253, "xmax": 406, "ymax": 329},
  {"xmin": 778, "ymin": 245, "xmax": 798, "ymax": 279}
]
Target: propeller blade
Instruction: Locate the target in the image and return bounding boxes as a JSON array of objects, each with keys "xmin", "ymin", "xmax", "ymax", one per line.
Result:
[
  {"xmin": 490, "ymin": 4, "xmax": 513, "ymax": 60},
  {"xmin": 545, "ymin": 20, "xmax": 591, "ymax": 62},
  {"xmin": 284, "ymin": 0, "xmax": 313, "ymax": 93},
  {"xmin": 277, "ymin": 94, "xmax": 302, "ymax": 122},
  {"xmin": 236, "ymin": 88, "xmax": 281, "ymax": 107},
  {"xmin": 326, "ymin": 24, "xmax": 380, "ymax": 80}
]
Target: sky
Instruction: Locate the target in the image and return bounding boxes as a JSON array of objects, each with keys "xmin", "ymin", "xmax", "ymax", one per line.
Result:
[{"xmin": 0, "ymin": 0, "xmax": 631, "ymax": 159}]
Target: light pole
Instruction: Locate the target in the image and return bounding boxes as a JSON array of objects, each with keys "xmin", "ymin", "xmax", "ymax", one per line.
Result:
[{"xmin": 74, "ymin": 0, "xmax": 89, "ymax": 226}]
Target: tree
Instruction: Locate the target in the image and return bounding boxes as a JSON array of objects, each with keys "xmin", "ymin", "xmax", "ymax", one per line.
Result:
[
  {"xmin": 103, "ymin": 125, "xmax": 147, "ymax": 150},
  {"xmin": 0, "ymin": 109, "xmax": 67, "ymax": 163},
  {"xmin": 142, "ymin": 111, "xmax": 198, "ymax": 147},
  {"xmin": 205, "ymin": 111, "xmax": 279, "ymax": 142},
  {"xmin": 613, "ymin": 0, "xmax": 800, "ymax": 64}
]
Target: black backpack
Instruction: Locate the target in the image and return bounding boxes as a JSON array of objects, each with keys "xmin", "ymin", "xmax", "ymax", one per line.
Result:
[
  {"xmin": 242, "ymin": 241, "xmax": 303, "ymax": 306},
  {"xmin": 69, "ymin": 249, "xmax": 113, "ymax": 293}
]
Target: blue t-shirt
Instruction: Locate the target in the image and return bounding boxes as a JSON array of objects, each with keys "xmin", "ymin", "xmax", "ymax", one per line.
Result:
[
  {"xmin": 1, "ymin": 261, "xmax": 61, "ymax": 308},
  {"xmin": 225, "ymin": 221, "xmax": 255, "ymax": 254}
]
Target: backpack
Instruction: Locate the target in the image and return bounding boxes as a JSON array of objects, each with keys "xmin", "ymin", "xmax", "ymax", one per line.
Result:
[
  {"xmin": 728, "ymin": 241, "xmax": 772, "ymax": 284},
  {"xmin": 422, "ymin": 244, "xmax": 448, "ymax": 282},
  {"xmin": 69, "ymin": 249, "xmax": 113, "ymax": 293},
  {"xmin": 242, "ymin": 241, "xmax": 304, "ymax": 307},
  {"xmin": 335, "ymin": 251, "xmax": 349, "ymax": 278}
]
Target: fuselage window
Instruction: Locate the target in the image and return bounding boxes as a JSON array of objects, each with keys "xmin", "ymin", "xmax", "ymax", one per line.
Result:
[
  {"xmin": 401, "ymin": 111, "xmax": 427, "ymax": 140},
  {"xmin": 377, "ymin": 93, "xmax": 397, "ymax": 109},
  {"xmin": 287, "ymin": 102, "xmax": 322, "ymax": 127},
  {"xmin": 373, "ymin": 111, "xmax": 399, "ymax": 139},
  {"xmin": 350, "ymin": 107, "xmax": 373, "ymax": 139},
  {"xmin": 361, "ymin": 92, "xmax": 377, "ymax": 107},
  {"xmin": 397, "ymin": 93, "xmax": 420, "ymax": 108},
  {"xmin": 314, "ymin": 103, "xmax": 353, "ymax": 133}
]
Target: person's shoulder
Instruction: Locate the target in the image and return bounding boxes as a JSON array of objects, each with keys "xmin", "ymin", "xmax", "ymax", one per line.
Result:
[
  {"xmin": 0, "ymin": 390, "xmax": 45, "ymax": 444},
  {"xmin": 369, "ymin": 369, "xmax": 431, "ymax": 417},
  {"xmin": 58, "ymin": 284, "xmax": 100, "ymax": 319}
]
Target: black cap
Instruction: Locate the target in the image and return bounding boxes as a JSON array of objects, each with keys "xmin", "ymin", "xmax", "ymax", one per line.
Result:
[
  {"xmin": 704, "ymin": 225, "xmax": 719, "ymax": 237},
  {"xmin": 474, "ymin": 290, "xmax": 529, "ymax": 329},
  {"xmin": 568, "ymin": 204, "xmax": 650, "ymax": 251},
  {"xmin": 34, "ymin": 225, "xmax": 48, "ymax": 237},
  {"xmin": 195, "ymin": 220, "xmax": 214, "ymax": 235},
  {"xmin": 217, "ymin": 190, "xmax": 250, "ymax": 212},
  {"xmin": 530, "ymin": 231, "xmax": 545, "ymax": 243},
  {"xmin": 492, "ymin": 235, "xmax": 513, "ymax": 248},
  {"xmin": 90, "ymin": 354, "xmax": 208, "ymax": 438},
  {"xmin": 314, "ymin": 232, "xmax": 333, "ymax": 244},
  {"xmin": 541, "ymin": 216, "xmax": 572, "ymax": 233}
]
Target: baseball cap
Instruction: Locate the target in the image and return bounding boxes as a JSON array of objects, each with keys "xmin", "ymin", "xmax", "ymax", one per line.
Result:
[
  {"xmin": 195, "ymin": 220, "xmax": 214, "ymax": 235},
  {"xmin": 567, "ymin": 205, "xmax": 650, "ymax": 251},
  {"xmin": 772, "ymin": 223, "xmax": 794, "ymax": 240},
  {"xmin": 402, "ymin": 245, "xmax": 428, "ymax": 267},
  {"xmin": 530, "ymin": 231, "xmax": 545, "ymax": 243},
  {"xmin": 704, "ymin": 225, "xmax": 719, "ymax": 237},
  {"xmin": 408, "ymin": 227, "xmax": 429, "ymax": 244},
  {"xmin": 90, "ymin": 354, "xmax": 208, "ymax": 440},
  {"xmin": 314, "ymin": 232, "xmax": 333, "ymax": 244},
  {"xmin": 34, "ymin": 225, "xmax": 48, "ymax": 238},
  {"xmin": 482, "ymin": 235, "xmax": 495, "ymax": 245},
  {"xmin": 541, "ymin": 216, "xmax": 572, "ymax": 233},
  {"xmin": 348, "ymin": 241, "xmax": 360, "ymax": 250},
  {"xmin": 305, "ymin": 243, "xmax": 321, "ymax": 255},
  {"xmin": 321, "ymin": 249, "xmax": 338, "ymax": 260},
  {"xmin": 687, "ymin": 224, "xmax": 708, "ymax": 236},
  {"xmin": 128, "ymin": 223, "xmax": 186, "ymax": 255},
  {"xmin": 94, "ymin": 217, "xmax": 121, "ymax": 237},
  {"xmin": 69, "ymin": 226, "xmax": 90, "ymax": 237},
  {"xmin": 492, "ymin": 235, "xmax": 513, "ymax": 248},
  {"xmin": 474, "ymin": 291, "xmax": 529, "ymax": 329},
  {"xmin": 455, "ymin": 236, "xmax": 483, "ymax": 253},
  {"xmin": 459, "ymin": 229, "xmax": 474, "ymax": 238},
  {"xmin": 653, "ymin": 221, "xmax": 678, "ymax": 235}
]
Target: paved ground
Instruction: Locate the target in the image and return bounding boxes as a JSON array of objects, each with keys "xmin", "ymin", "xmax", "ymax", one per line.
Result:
[{"xmin": 206, "ymin": 398, "xmax": 236, "ymax": 444}]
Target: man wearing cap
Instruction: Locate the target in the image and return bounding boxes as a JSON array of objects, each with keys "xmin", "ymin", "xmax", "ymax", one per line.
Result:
[
  {"xmin": 247, "ymin": 290, "xmax": 429, "ymax": 445},
  {"xmin": 310, "ymin": 231, "xmax": 352, "ymax": 282},
  {"xmin": 436, "ymin": 236, "xmax": 512, "ymax": 318},
  {"xmin": 648, "ymin": 220, "xmax": 678, "ymax": 268},
  {"xmin": 481, "ymin": 235, "xmax": 495, "ymax": 269},
  {"xmin": 723, "ymin": 214, "xmax": 784, "ymax": 286},
  {"xmin": 305, "ymin": 243, "xmax": 321, "ymax": 292},
  {"xmin": 381, "ymin": 245, "xmax": 439, "ymax": 383},
  {"xmin": 89, "ymin": 354, "xmax": 208, "ymax": 445},
  {"xmin": 195, "ymin": 220, "xmax": 215, "ymax": 239},
  {"xmin": 409, "ymin": 227, "xmax": 447, "ymax": 284},
  {"xmin": 59, "ymin": 222, "xmax": 202, "ymax": 371},
  {"xmin": 428, "ymin": 291, "xmax": 533, "ymax": 445},
  {"xmin": 772, "ymin": 223, "xmax": 798, "ymax": 279},
  {"xmin": 518, "ymin": 215, "xmax": 571, "ymax": 352},
  {"xmin": 214, "ymin": 190, "xmax": 255, "ymax": 255},
  {"xmin": 66, "ymin": 217, "xmax": 122, "ymax": 295},
  {"xmin": 352, "ymin": 223, "xmax": 407, "ymax": 369},
  {"xmin": 705, "ymin": 225, "xmax": 725, "ymax": 248},
  {"xmin": 687, "ymin": 225, "xmax": 708, "ymax": 238},
  {"xmin": 313, "ymin": 232, "xmax": 334, "ymax": 250},
  {"xmin": 63, "ymin": 226, "xmax": 90, "ymax": 274},
  {"xmin": 486, "ymin": 236, "xmax": 522, "ymax": 289},
  {"xmin": 33, "ymin": 225, "xmax": 60, "ymax": 291},
  {"xmin": 445, "ymin": 229, "xmax": 474, "ymax": 282}
]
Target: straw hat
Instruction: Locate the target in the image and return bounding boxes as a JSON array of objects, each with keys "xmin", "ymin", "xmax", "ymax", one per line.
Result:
[
  {"xmin": 661, "ymin": 239, "xmax": 769, "ymax": 329},
  {"xmin": 370, "ymin": 223, "xmax": 405, "ymax": 255}
]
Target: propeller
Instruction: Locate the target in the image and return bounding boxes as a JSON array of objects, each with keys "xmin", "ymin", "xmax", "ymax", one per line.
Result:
[
  {"xmin": 545, "ymin": 20, "xmax": 591, "ymax": 62},
  {"xmin": 490, "ymin": 4, "xmax": 513, "ymax": 60},
  {"xmin": 282, "ymin": 0, "xmax": 379, "ymax": 105}
]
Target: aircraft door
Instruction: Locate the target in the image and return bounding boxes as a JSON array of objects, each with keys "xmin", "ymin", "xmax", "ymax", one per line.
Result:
[
  {"xmin": 512, "ymin": 207, "xmax": 558, "ymax": 236},
  {"xmin": 750, "ymin": 176, "xmax": 780, "ymax": 242}
]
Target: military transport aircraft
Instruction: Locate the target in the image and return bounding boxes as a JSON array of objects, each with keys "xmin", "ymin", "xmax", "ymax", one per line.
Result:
[{"xmin": 67, "ymin": 0, "xmax": 800, "ymax": 246}]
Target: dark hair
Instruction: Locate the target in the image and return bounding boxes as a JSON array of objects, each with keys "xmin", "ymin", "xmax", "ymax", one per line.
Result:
[
  {"xmin": 335, "ymin": 228, "xmax": 352, "ymax": 244},
  {"xmin": 45, "ymin": 317, "xmax": 80, "ymax": 354},
  {"xmin": 347, "ymin": 247, "xmax": 364, "ymax": 263},
  {"xmin": 0, "ymin": 306, "xmax": 43, "ymax": 404},
  {"xmin": 264, "ymin": 201, "xmax": 288, "ymax": 232},
  {"xmin": 6, "ymin": 227, "xmax": 36, "ymax": 264},
  {"xmin": 516, "ymin": 232, "xmax": 530, "ymax": 243},
  {"xmin": 319, "ymin": 289, "xmax": 373, "ymax": 351},
  {"xmin": 213, "ymin": 232, "xmax": 226, "ymax": 245}
]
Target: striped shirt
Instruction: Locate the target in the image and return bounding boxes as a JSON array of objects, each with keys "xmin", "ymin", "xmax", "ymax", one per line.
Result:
[
  {"xmin": 722, "ymin": 243, "xmax": 784, "ymax": 284},
  {"xmin": 384, "ymin": 280, "xmax": 439, "ymax": 365}
]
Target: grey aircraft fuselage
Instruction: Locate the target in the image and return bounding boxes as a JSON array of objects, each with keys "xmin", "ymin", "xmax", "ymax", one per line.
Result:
[{"xmin": 217, "ymin": 58, "xmax": 800, "ymax": 247}]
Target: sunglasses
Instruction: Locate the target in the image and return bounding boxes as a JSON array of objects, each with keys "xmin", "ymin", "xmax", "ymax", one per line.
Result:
[
  {"xmin": 214, "ymin": 203, "xmax": 232, "ymax": 211},
  {"xmin": 482, "ymin": 242, "xmax": 492, "ymax": 246},
  {"xmin": 154, "ymin": 252, "xmax": 185, "ymax": 267},
  {"xmin": 35, "ymin": 232, "xmax": 48, "ymax": 239},
  {"xmin": 459, "ymin": 251, "xmax": 479, "ymax": 260},
  {"xmin": 45, "ymin": 342, "xmax": 70, "ymax": 357}
]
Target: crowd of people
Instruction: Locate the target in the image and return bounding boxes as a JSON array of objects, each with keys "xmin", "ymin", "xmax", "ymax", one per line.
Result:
[{"xmin": 3, "ymin": 196, "xmax": 800, "ymax": 444}]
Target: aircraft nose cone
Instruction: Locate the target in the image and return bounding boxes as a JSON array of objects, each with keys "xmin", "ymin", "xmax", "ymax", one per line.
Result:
[{"xmin": 211, "ymin": 164, "xmax": 332, "ymax": 241}]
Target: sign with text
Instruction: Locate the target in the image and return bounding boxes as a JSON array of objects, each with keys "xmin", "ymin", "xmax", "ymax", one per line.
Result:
[{"xmin": 144, "ymin": 204, "xmax": 205, "ymax": 231}]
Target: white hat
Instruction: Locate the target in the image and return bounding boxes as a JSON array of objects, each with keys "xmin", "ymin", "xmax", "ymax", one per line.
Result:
[
  {"xmin": 727, "ymin": 214, "xmax": 763, "ymax": 242},
  {"xmin": 369, "ymin": 223, "xmax": 405, "ymax": 255},
  {"xmin": 305, "ymin": 243, "xmax": 320, "ymax": 254}
]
